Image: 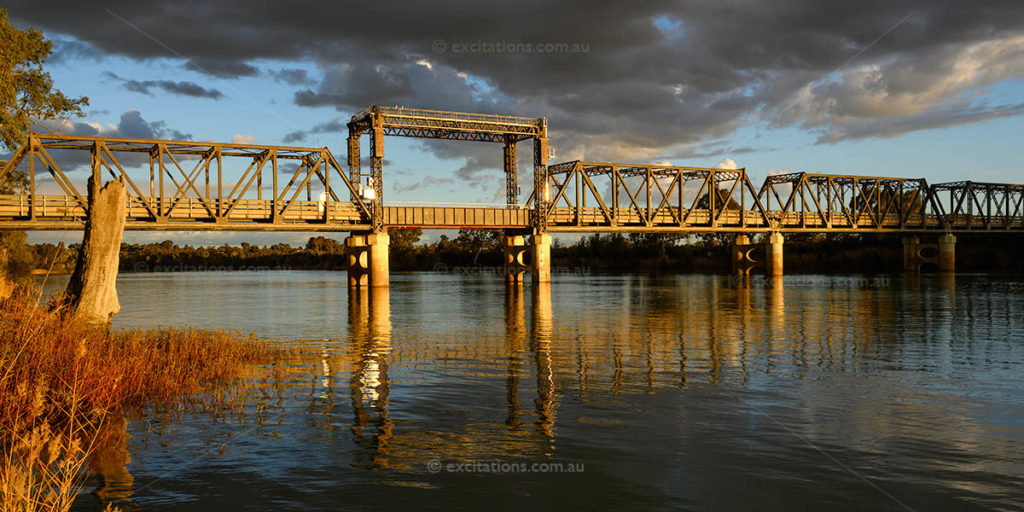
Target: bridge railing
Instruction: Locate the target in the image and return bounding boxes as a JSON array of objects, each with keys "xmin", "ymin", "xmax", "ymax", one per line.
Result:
[{"xmin": 0, "ymin": 193, "xmax": 365, "ymax": 227}]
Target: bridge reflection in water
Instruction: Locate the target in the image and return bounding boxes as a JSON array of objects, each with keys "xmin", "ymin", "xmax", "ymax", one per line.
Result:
[{"xmin": 74, "ymin": 272, "xmax": 1024, "ymax": 510}]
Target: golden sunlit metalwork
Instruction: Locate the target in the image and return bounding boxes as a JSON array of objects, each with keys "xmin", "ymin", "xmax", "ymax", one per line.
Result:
[{"xmin": 1, "ymin": 107, "xmax": 1022, "ymax": 234}]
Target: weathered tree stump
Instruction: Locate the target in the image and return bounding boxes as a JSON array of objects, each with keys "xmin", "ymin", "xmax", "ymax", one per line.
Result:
[{"xmin": 64, "ymin": 177, "xmax": 126, "ymax": 324}]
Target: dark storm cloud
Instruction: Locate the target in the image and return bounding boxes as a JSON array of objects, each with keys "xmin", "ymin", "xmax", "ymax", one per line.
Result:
[
  {"xmin": 269, "ymin": 68, "xmax": 315, "ymax": 86},
  {"xmin": 281, "ymin": 119, "xmax": 347, "ymax": 143},
  {"xmin": 47, "ymin": 37, "xmax": 103, "ymax": 64},
  {"xmin": 9, "ymin": 0, "xmax": 1024, "ymax": 161},
  {"xmin": 33, "ymin": 110, "xmax": 192, "ymax": 172},
  {"xmin": 103, "ymin": 72, "xmax": 224, "ymax": 99},
  {"xmin": 184, "ymin": 58, "xmax": 260, "ymax": 79},
  {"xmin": 37, "ymin": 110, "xmax": 191, "ymax": 141}
]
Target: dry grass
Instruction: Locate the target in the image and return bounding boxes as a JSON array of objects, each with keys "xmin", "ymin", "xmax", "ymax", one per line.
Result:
[{"xmin": 0, "ymin": 286, "xmax": 290, "ymax": 512}]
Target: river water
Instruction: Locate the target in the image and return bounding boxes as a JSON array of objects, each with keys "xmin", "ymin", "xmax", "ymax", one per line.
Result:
[{"xmin": 42, "ymin": 271, "xmax": 1024, "ymax": 511}]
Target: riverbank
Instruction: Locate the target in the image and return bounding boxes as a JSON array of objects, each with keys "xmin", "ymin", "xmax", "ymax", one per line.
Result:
[
  {"xmin": 18, "ymin": 232, "xmax": 1024, "ymax": 277},
  {"xmin": 0, "ymin": 286, "xmax": 293, "ymax": 512}
]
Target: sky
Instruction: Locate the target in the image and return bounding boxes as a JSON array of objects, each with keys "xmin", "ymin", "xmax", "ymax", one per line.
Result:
[{"xmin": 5, "ymin": 1, "xmax": 1024, "ymax": 246}]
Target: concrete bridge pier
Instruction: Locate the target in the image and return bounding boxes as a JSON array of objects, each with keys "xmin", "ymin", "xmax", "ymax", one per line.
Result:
[
  {"xmin": 938, "ymin": 234, "xmax": 956, "ymax": 273},
  {"xmin": 903, "ymin": 236, "xmax": 930, "ymax": 272},
  {"xmin": 903, "ymin": 235, "xmax": 954, "ymax": 272},
  {"xmin": 346, "ymin": 231, "xmax": 390, "ymax": 287},
  {"xmin": 732, "ymin": 234, "xmax": 758, "ymax": 276},
  {"xmin": 766, "ymin": 232, "xmax": 784, "ymax": 277},
  {"xmin": 503, "ymin": 234, "xmax": 529, "ymax": 284},
  {"xmin": 503, "ymin": 232, "xmax": 551, "ymax": 284},
  {"xmin": 531, "ymin": 233, "xmax": 551, "ymax": 284}
]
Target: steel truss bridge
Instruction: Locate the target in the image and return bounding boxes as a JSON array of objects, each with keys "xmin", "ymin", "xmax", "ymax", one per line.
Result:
[{"xmin": 1, "ymin": 106, "xmax": 1022, "ymax": 234}]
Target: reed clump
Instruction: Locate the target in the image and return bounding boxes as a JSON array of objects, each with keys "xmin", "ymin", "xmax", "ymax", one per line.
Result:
[{"xmin": 0, "ymin": 286, "xmax": 289, "ymax": 512}]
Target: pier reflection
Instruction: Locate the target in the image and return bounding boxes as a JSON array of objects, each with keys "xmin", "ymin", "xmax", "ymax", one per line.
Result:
[
  {"xmin": 324, "ymin": 274, "xmax": 977, "ymax": 473},
  {"xmin": 531, "ymin": 283, "xmax": 556, "ymax": 441},
  {"xmin": 348, "ymin": 287, "xmax": 393, "ymax": 468},
  {"xmin": 80, "ymin": 273, "xmax": 1024, "ymax": 511}
]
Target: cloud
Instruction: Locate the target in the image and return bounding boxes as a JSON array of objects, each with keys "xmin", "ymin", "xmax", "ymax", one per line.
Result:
[
  {"xmin": 38, "ymin": 109, "xmax": 192, "ymax": 141},
  {"xmin": 268, "ymin": 68, "xmax": 315, "ymax": 86},
  {"xmin": 47, "ymin": 37, "xmax": 103, "ymax": 64},
  {"xmin": 28, "ymin": 110, "xmax": 192, "ymax": 174},
  {"xmin": 281, "ymin": 119, "xmax": 348, "ymax": 143},
  {"xmin": 103, "ymin": 72, "xmax": 224, "ymax": 99},
  {"xmin": 772, "ymin": 33, "xmax": 1024, "ymax": 144},
  {"xmin": 10, "ymin": 0, "xmax": 1024, "ymax": 161},
  {"xmin": 392, "ymin": 175, "xmax": 454, "ymax": 193},
  {"xmin": 231, "ymin": 134, "xmax": 257, "ymax": 144},
  {"xmin": 716, "ymin": 158, "xmax": 739, "ymax": 169},
  {"xmin": 184, "ymin": 58, "xmax": 260, "ymax": 79}
]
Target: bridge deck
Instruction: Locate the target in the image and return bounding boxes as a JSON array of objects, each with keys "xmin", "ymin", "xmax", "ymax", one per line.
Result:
[
  {"xmin": 1, "ymin": 129, "xmax": 1021, "ymax": 234},
  {"xmin": 3, "ymin": 195, "xmax": 1019, "ymax": 232}
]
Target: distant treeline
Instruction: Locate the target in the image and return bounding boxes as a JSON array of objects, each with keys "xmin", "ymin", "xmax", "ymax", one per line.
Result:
[{"xmin": 18, "ymin": 228, "xmax": 1024, "ymax": 277}]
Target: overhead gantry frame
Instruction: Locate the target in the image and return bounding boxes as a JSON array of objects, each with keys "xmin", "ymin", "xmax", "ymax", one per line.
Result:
[{"xmin": 346, "ymin": 106, "xmax": 548, "ymax": 232}]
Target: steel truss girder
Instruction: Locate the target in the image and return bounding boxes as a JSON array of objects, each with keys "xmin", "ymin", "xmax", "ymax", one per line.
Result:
[
  {"xmin": 537, "ymin": 160, "xmax": 769, "ymax": 229},
  {"xmin": 930, "ymin": 181, "xmax": 1024, "ymax": 230},
  {"xmin": 758, "ymin": 172, "xmax": 937, "ymax": 230},
  {"xmin": 0, "ymin": 133, "xmax": 372, "ymax": 228}
]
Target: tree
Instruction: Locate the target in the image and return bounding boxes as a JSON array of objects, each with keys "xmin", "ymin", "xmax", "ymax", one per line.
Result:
[
  {"xmin": 694, "ymin": 187, "xmax": 741, "ymax": 210},
  {"xmin": 694, "ymin": 187, "xmax": 741, "ymax": 250},
  {"xmin": 453, "ymin": 229, "xmax": 501, "ymax": 264},
  {"xmin": 1, "ymin": 9, "xmax": 89, "ymax": 284},
  {"xmin": 627, "ymin": 232, "xmax": 683, "ymax": 263},
  {"xmin": 305, "ymin": 236, "xmax": 344, "ymax": 255},
  {"xmin": 389, "ymin": 228, "xmax": 422, "ymax": 252},
  {"xmin": 1, "ymin": 8, "xmax": 89, "ymax": 151}
]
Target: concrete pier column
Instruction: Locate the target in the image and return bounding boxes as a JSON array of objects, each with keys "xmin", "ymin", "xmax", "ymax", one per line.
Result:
[
  {"xmin": 766, "ymin": 232, "xmax": 784, "ymax": 277},
  {"xmin": 346, "ymin": 233, "xmax": 369, "ymax": 287},
  {"xmin": 530, "ymin": 233, "xmax": 552, "ymax": 284},
  {"xmin": 732, "ymin": 234, "xmax": 751, "ymax": 275},
  {"xmin": 503, "ymin": 234, "xmax": 529, "ymax": 284},
  {"xmin": 902, "ymin": 237, "xmax": 919, "ymax": 272},
  {"xmin": 347, "ymin": 231, "xmax": 389, "ymax": 287},
  {"xmin": 367, "ymin": 232, "xmax": 390, "ymax": 287},
  {"xmin": 938, "ymin": 233, "xmax": 956, "ymax": 273}
]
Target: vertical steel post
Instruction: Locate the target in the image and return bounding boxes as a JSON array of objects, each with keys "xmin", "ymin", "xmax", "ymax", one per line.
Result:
[
  {"xmin": 348, "ymin": 130, "xmax": 361, "ymax": 203},
  {"xmin": 216, "ymin": 146, "xmax": 223, "ymax": 219},
  {"xmin": 532, "ymin": 130, "xmax": 548, "ymax": 231},
  {"xmin": 28, "ymin": 136, "xmax": 36, "ymax": 220},
  {"xmin": 271, "ymin": 149, "xmax": 278, "ymax": 223},
  {"xmin": 158, "ymin": 144, "xmax": 165, "ymax": 217},
  {"xmin": 370, "ymin": 111, "xmax": 385, "ymax": 232},
  {"xmin": 504, "ymin": 136, "xmax": 518, "ymax": 207}
]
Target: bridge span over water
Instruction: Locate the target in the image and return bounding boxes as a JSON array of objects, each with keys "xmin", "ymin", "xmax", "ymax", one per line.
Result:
[{"xmin": 1, "ymin": 106, "xmax": 1022, "ymax": 286}]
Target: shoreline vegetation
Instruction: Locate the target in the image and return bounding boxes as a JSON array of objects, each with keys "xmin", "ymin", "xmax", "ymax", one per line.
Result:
[
  {"xmin": 0, "ymin": 286, "xmax": 294, "ymax": 512},
  {"xmin": 22, "ymin": 229, "xmax": 1024, "ymax": 277}
]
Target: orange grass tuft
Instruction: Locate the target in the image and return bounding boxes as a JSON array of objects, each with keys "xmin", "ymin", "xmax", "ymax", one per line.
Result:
[{"xmin": 0, "ymin": 286, "xmax": 290, "ymax": 512}]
